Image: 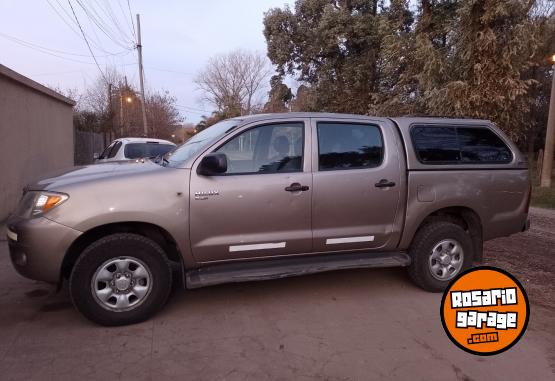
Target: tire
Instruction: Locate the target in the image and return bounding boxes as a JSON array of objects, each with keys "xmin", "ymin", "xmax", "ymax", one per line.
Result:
[
  {"xmin": 69, "ymin": 233, "xmax": 172, "ymax": 326},
  {"xmin": 408, "ymin": 220, "xmax": 473, "ymax": 292}
]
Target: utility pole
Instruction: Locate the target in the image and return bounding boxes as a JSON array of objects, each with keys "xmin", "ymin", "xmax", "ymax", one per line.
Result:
[
  {"xmin": 120, "ymin": 87, "xmax": 124, "ymax": 137},
  {"xmin": 136, "ymin": 14, "xmax": 148, "ymax": 137},
  {"xmin": 107, "ymin": 83, "xmax": 112, "ymax": 145},
  {"xmin": 541, "ymin": 58, "xmax": 555, "ymax": 187}
]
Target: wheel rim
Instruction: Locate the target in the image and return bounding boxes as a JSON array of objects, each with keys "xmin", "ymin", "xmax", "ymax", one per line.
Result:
[
  {"xmin": 91, "ymin": 257, "xmax": 152, "ymax": 312},
  {"xmin": 428, "ymin": 239, "xmax": 464, "ymax": 281}
]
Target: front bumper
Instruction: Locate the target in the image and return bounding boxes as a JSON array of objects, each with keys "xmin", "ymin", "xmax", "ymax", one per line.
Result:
[{"xmin": 6, "ymin": 215, "xmax": 82, "ymax": 283}]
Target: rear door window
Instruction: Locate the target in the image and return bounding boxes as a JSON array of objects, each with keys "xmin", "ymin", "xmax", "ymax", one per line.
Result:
[
  {"xmin": 411, "ymin": 125, "xmax": 512, "ymax": 164},
  {"xmin": 317, "ymin": 122, "xmax": 383, "ymax": 171}
]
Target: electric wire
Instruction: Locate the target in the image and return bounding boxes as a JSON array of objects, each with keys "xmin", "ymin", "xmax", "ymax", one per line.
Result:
[
  {"xmin": 74, "ymin": 0, "xmax": 134, "ymax": 50},
  {"xmin": 48, "ymin": 0, "xmax": 122, "ymax": 55},
  {"xmin": 0, "ymin": 32, "xmax": 129, "ymax": 58},
  {"xmin": 67, "ymin": 0, "xmax": 109, "ymax": 84}
]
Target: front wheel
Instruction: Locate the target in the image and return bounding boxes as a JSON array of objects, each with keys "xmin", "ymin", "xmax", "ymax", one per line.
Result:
[
  {"xmin": 408, "ymin": 221, "xmax": 474, "ymax": 292},
  {"xmin": 69, "ymin": 233, "xmax": 172, "ymax": 326}
]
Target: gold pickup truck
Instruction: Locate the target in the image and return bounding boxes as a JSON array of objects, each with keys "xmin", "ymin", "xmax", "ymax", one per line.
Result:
[{"xmin": 6, "ymin": 113, "xmax": 531, "ymax": 325}]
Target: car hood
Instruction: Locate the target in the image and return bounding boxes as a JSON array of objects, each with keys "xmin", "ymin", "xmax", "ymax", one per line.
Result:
[{"xmin": 26, "ymin": 160, "xmax": 163, "ymax": 191}]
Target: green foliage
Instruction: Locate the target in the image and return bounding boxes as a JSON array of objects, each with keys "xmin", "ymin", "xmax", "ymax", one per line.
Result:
[
  {"xmin": 263, "ymin": 0, "xmax": 554, "ymax": 144},
  {"xmin": 264, "ymin": 75, "xmax": 293, "ymax": 112},
  {"xmin": 423, "ymin": 0, "xmax": 538, "ymax": 141}
]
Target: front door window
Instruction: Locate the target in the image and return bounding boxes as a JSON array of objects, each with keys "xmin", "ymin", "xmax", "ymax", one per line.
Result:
[{"xmin": 217, "ymin": 123, "xmax": 304, "ymax": 174}]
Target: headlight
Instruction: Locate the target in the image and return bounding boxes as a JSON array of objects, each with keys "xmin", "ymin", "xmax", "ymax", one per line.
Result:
[{"xmin": 15, "ymin": 191, "xmax": 69, "ymax": 218}]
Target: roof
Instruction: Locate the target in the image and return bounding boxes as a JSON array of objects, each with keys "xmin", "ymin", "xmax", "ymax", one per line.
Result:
[
  {"xmin": 115, "ymin": 137, "xmax": 175, "ymax": 145},
  {"xmin": 230, "ymin": 112, "xmax": 490, "ymax": 125},
  {"xmin": 0, "ymin": 64, "xmax": 75, "ymax": 106},
  {"xmin": 231, "ymin": 112, "xmax": 377, "ymax": 123}
]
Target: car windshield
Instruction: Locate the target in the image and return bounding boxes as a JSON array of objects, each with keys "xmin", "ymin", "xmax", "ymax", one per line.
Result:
[
  {"xmin": 163, "ymin": 119, "xmax": 238, "ymax": 167},
  {"xmin": 124, "ymin": 143, "xmax": 175, "ymax": 159}
]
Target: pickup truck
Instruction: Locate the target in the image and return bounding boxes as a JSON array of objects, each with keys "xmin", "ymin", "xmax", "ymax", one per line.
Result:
[{"xmin": 6, "ymin": 113, "xmax": 531, "ymax": 326}]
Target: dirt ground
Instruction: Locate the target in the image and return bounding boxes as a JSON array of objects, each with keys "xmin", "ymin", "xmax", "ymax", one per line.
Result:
[
  {"xmin": 0, "ymin": 208, "xmax": 553, "ymax": 380},
  {"xmin": 483, "ymin": 206, "xmax": 555, "ymax": 371}
]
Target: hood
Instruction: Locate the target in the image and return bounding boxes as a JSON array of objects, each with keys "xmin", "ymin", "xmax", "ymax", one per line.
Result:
[{"xmin": 27, "ymin": 160, "xmax": 163, "ymax": 191}]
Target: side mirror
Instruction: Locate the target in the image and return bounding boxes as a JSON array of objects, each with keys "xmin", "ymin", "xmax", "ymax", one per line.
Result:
[
  {"xmin": 197, "ymin": 153, "xmax": 227, "ymax": 176},
  {"xmin": 93, "ymin": 152, "xmax": 99, "ymax": 160}
]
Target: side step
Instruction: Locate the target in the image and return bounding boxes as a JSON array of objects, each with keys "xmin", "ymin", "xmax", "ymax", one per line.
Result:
[{"xmin": 186, "ymin": 252, "xmax": 411, "ymax": 289}]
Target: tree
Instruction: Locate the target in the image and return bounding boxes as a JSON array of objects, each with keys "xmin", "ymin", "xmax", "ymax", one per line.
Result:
[
  {"xmin": 145, "ymin": 90, "xmax": 183, "ymax": 140},
  {"xmin": 62, "ymin": 67, "xmax": 183, "ymax": 140},
  {"xmin": 264, "ymin": 0, "xmax": 385, "ymax": 114},
  {"xmin": 525, "ymin": 1, "xmax": 555, "ymax": 155},
  {"xmin": 421, "ymin": 0, "xmax": 539, "ymax": 142},
  {"xmin": 263, "ymin": 75, "xmax": 293, "ymax": 112},
  {"xmin": 195, "ymin": 50, "xmax": 272, "ymax": 117},
  {"xmin": 264, "ymin": 0, "xmax": 549, "ymax": 146},
  {"xmin": 370, "ymin": 0, "xmax": 416, "ymax": 115}
]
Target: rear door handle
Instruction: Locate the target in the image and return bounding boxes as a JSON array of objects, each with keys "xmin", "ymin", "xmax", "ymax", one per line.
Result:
[
  {"xmin": 375, "ymin": 179, "xmax": 396, "ymax": 188},
  {"xmin": 285, "ymin": 183, "xmax": 309, "ymax": 192}
]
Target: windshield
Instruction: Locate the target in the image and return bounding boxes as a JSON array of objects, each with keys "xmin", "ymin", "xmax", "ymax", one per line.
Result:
[
  {"xmin": 124, "ymin": 143, "xmax": 175, "ymax": 159},
  {"xmin": 163, "ymin": 119, "xmax": 239, "ymax": 167}
]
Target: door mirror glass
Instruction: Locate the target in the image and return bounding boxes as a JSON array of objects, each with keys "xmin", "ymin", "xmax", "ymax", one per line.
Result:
[
  {"xmin": 93, "ymin": 152, "xmax": 99, "ymax": 160},
  {"xmin": 197, "ymin": 153, "xmax": 228, "ymax": 175}
]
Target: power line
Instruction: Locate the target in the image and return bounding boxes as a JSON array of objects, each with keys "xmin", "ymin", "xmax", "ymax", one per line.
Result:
[
  {"xmin": 113, "ymin": 0, "xmax": 136, "ymax": 41},
  {"xmin": 101, "ymin": 0, "xmax": 135, "ymax": 43},
  {"xmin": 30, "ymin": 69, "xmax": 85, "ymax": 76},
  {"xmin": 0, "ymin": 34, "xmax": 127, "ymax": 65},
  {"xmin": 0, "ymin": 32, "xmax": 129, "ymax": 58},
  {"xmin": 145, "ymin": 66, "xmax": 194, "ymax": 75},
  {"xmin": 47, "ymin": 0, "xmax": 122, "ymax": 55},
  {"xmin": 67, "ymin": 0, "xmax": 109, "ymax": 84},
  {"xmin": 175, "ymin": 104, "xmax": 211, "ymax": 114},
  {"xmin": 74, "ymin": 0, "xmax": 134, "ymax": 50},
  {"xmin": 126, "ymin": 0, "xmax": 137, "ymax": 39}
]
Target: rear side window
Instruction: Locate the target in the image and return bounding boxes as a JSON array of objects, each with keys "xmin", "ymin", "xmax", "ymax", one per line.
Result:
[
  {"xmin": 411, "ymin": 126, "xmax": 512, "ymax": 164},
  {"xmin": 457, "ymin": 127, "xmax": 512, "ymax": 163},
  {"xmin": 317, "ymin": 122, "xmax": 383, "ymax": 171},
  {"xmin": 411, "ymin": 127, "xmax": 459, "ymax": 163}
]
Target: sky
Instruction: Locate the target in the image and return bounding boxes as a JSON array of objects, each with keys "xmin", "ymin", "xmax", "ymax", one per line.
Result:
[{"xmin": 0, "ymin": 0, "xmax": 295, "ymax": 123}]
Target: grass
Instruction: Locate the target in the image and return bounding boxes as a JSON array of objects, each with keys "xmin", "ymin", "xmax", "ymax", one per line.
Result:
[
  {"xmin": 531, "ymin": 185, "xmax": 555, "ymax": 209},
  {"xmin": 530, "ymin": 160, "xmax": 555, "ymax": 209}
]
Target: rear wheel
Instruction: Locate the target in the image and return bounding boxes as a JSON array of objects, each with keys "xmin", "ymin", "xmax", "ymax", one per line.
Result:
[
  {"xmin": 408, "ymin": 221, "xmax": 473, "ymax": 292},
  {"xmin": 69, "ymin": 233, "xmax": 172, "ymax": 326}
]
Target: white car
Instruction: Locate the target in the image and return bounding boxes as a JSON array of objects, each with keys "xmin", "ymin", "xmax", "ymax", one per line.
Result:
[{"xmin": 95, "ymin": 138, "xmax": 176, "ymax": 163}]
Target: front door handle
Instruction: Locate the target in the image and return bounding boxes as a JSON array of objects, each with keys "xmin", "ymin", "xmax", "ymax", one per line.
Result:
[
  {"xmin": 285, "ymin": 183, "xmax": 309, "ymax": 192},
  {"xmin": 375, "ymin": 179, "xmax": 396, "ymax": 188}
]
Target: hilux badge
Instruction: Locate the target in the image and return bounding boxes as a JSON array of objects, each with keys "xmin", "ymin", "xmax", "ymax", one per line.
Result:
[{"xmin": 194, "ymin": 190, "xmax": 219, "ymax": 200}]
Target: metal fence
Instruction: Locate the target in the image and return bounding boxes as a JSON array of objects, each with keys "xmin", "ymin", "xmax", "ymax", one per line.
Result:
[{"xmin": 74, "ymin": 129, "xmax": 105, "ymax": 165}]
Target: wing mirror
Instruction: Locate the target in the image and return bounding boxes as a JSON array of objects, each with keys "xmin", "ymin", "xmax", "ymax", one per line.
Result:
[
  {"xmin": 93, "ymin": 152, "xmax": 99, "ymax": 160},
  {"xmin": 197, "ymin": 153, "xmax": 227, "ymax": 176}
]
